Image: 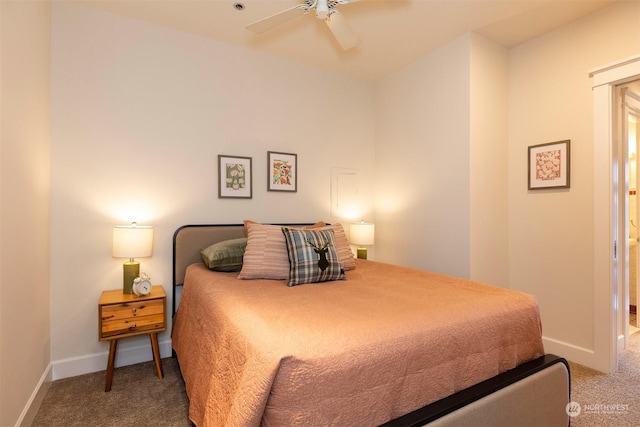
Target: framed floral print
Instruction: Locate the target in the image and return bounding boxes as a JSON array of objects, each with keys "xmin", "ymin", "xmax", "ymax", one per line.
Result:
[
  {"xmin": 268, "ymin": 151, "xmax": 297, "ymax": 192},
  {"xmin": 218, "ymin": 155, "xmax": 252, "ymax": 198},
  {"xmin": 528, "ymin": 140, "xmax": 570, "ymax": 190}
]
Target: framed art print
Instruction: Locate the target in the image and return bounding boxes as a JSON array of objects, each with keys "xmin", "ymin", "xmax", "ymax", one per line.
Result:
[
  {"xmin": 528, "ymin": 140, "xmax": 570, "ymax": 190},
  {"xmin": 268, "ymin": 151, "xmax": 297, "ymax": 192},
  {"xmin": 218, "ymin": 155, "xmax": 252, "ymax": 198}
]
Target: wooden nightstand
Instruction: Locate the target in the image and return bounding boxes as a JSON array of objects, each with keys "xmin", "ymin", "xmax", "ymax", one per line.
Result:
[{"xmin": 98, "ymin": 285, "xmax": 166, "ymax": 392}]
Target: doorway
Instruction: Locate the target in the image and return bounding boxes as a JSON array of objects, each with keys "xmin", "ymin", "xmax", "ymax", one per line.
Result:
[
  {"xmin": 591, "ymin": 55, "xmax": 640, "ymax": 374},
  {"xmin": 623, "ymin": 83, "xmax": 640, "ymax": 338}
]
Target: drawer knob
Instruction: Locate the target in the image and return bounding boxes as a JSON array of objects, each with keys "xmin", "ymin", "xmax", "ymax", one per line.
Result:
[
  {"xmin": 132, "ymin": 307, "xmax": 136, "ymax": 315},
  {"xmin": 129, "ymin": 324, "xmax": 137, "ymax": 331}
]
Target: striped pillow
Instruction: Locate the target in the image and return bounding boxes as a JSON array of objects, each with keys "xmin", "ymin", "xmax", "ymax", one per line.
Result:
[
  {"xmin": 282, "ymin": 227, "xmax": 345, "ymax": 287},
  {"xmin": 238, "ymin": 221, "xmax": 293, "ymax": 280}
]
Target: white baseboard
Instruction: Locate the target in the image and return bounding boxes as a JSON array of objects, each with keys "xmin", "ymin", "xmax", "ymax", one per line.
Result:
[
  {"xmin": 16, "ymin": 363, "xmax": 52, "ymax": 427},
  {"xmin": 52, "ymin": 338, "xmax": 173, "ymax": 381},
  {"xmin": 542, "ymin": 335, "xmax": 597, "ymax": 370}
]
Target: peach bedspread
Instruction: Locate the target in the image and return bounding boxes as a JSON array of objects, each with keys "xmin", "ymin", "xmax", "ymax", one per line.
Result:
[{"xmin": 172, "ymin": 260, "xmax": 544, "ymax": 427}]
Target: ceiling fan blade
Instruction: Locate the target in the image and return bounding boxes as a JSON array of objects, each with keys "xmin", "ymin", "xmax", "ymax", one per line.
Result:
[
  {"xmin": 326, "ymin": 10, "xmax": 359, "ymax": 50},
  {"xmin": 246, "ymin": 5, "xmax": 308, "ymax": 34}
]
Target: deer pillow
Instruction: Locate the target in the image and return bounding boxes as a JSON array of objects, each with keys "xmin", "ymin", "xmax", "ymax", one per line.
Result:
[{"xmin": 281, "ymin": 227, "xmax": 345, "ymax": 287}]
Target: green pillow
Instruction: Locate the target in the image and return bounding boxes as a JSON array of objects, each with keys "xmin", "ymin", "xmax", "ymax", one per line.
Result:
[
  {"xmin": 200, "ymin": 238, "xmax": 247, "ymax": 272},
  {"xmin": 281, "ymin": 227, "xmax": 345, "ymax": 286}
]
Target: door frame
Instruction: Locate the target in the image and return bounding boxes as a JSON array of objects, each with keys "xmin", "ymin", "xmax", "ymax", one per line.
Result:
[{"xmin": 591, "ymin": 54, "xmax": 640, "ymax": 373}]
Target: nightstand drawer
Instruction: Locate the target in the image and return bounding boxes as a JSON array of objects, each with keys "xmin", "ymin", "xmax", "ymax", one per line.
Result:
[
  {"xmin": 100, "ymin": 298, "xmax": 164, "ymax": 322},
  {"xmin": 98, "ymin": 285, "xmax": 166, "ymax": 391},
  {"xmin": 100, "ymin": 313, "xmax": 165, "ymax": 338}
]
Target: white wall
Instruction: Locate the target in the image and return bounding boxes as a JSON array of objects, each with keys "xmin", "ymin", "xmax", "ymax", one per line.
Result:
[
  {"xmin": 469, "ymin": 34, "xmax": 509, "ymax": 287},
  {"xmin": 508, "ymin": 0, "xmax": 640, "ymax": 362},
  {"xmin": 0, "ymin": 1, "xmax": 52, "ymax": 425},
  {"xmin": 374, "ymin": 32, "xmax": 509, "ymax": 289},
  {"xmin": 374, "ymin": 35, "xmax": 471, "ymax": 278},
  {"xmin": 49, "ymin": 1, "xmax": 376, "ymax": 378}
]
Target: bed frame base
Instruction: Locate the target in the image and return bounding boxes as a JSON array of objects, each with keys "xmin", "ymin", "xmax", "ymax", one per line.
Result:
[{"xmin": 381, "ymin": 354, "xmax": 570, "ymax": 427}]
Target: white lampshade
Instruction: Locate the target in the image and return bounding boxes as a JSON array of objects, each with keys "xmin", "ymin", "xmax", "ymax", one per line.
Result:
[
  {"xmin": 112, "ymin": 223, "xmax": 154, "ymax": 259},
  {"xmin": 350, "ymin": 222, "xmax": 375, "ymax": 246}
]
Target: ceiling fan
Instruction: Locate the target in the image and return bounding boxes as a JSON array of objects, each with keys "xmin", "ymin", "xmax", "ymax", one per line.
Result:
[{"xmin": 245, "ymin": 0, "xmax": 360, "ymax": 51}]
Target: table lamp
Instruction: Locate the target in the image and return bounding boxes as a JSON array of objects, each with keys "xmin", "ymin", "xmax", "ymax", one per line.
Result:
[
  {"xmin": 112, "ymin": 222, "xmax": 154, "ymax": 294},
  {"xmin": 350, "ymin": 221, "xmax": 375, "ymax": 260}
]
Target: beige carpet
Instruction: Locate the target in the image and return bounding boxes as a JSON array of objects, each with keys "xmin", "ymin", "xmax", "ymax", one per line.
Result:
[
  {"xmin": 568, "ymin": 330, "xmax": 640, "ymax": 427},
  {"xmin": 32, "ymin": 357, "xmax": 190, "ymax": 427},
  {"xmin": 32, "ymin": 333, "xmax": 640, "ymax": 426}
]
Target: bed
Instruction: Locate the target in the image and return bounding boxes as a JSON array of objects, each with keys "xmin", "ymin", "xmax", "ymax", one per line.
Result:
[{"xmin": 171, "ymin": 223, "xmax": 570, "ymax": 427}]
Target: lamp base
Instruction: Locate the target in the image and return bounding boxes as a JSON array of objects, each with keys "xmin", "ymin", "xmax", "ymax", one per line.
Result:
[
  {"xmin": 356, "ymin": 248, "xmax": 367, "ymax": 260},
  {"xmin": 123, "ymin": 261, "xmax": 140, "ymax": 294}
]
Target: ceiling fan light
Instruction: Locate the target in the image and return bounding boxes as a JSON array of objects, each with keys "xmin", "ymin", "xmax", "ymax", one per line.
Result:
[{"xmin": 316, "ymin": 0, "xmax": 329, "ymax": 19}]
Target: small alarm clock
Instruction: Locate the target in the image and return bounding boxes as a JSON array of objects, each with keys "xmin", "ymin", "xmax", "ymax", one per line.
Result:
[{"xmin": 132, "ymin": 273, "xmax": 152, "ymax": 296}]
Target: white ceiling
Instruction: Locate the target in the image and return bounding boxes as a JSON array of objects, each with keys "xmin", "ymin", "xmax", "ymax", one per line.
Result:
[{"xmin": 73, "ymin": 0, "xmax": 620, "ymax": 81}]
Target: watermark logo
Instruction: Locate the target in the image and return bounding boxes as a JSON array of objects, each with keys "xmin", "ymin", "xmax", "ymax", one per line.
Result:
[
  {"xmin": 566, "ymin": 401, "xmax": 630, "ymax": 417},
  {"xmin": 566, "ymin": 401, "xmax": 581, "ymax": 417}
]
